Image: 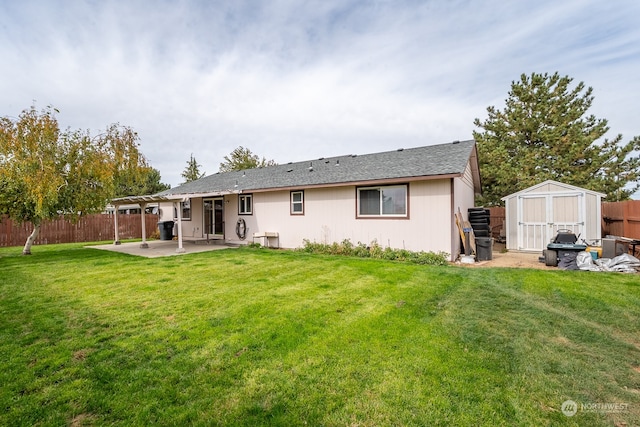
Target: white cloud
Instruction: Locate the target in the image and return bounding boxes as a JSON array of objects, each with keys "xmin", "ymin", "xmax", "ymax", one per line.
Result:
[{"xmin": 0, "ymin": 0, "xmax": 639, "ymax": 187}]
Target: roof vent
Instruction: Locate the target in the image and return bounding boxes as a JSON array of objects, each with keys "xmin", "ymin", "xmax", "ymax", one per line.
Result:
[
  {"xmin": 335, "ymin": 160, "xmax": 340, "ymax": 166},
  {"xmin": 351, "ymin": 154, "xmax": 357, "ymax": 158},
  {"xmin": 325, "ymin": 160, "xmax": 330, "ymax": 164},
  {"xmin": 308, "ymin": 162, "xmax": 313, "ymax": 172},
  {"xmin": 319, "ymin": 157, "xmax": 324, "ymax": 160},
  {"xmin": 287, "ymin": 169, "xmax": 293, "ymax": 173},
  {"xmin": 397, "ymin": 148, "xmax": 404, "ymax": 151},
  {"xmin": 452, "ymin": 140, "xmax": 460, "ymax": 144}
]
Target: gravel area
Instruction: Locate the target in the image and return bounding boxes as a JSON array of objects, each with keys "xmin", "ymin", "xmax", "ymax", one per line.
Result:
[{"xmin": 457, "ymin": 243, "xmax": 554, "ymax": 270}]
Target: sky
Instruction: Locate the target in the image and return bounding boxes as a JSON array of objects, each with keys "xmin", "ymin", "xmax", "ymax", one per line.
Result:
[{"xmin": 1, "ymin": 0, "xmax": 639, "ymax": 188}]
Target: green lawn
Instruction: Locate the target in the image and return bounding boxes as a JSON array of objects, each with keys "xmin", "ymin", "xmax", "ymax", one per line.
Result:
[{"xmin": 1, "ymin": 243, "xmax": 639, "ymax": 426}]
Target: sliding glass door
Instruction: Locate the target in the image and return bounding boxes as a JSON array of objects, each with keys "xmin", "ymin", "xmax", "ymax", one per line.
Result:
[{"xmin": 203, "ymin": 198, "xmax": 224, "ymax": 238}]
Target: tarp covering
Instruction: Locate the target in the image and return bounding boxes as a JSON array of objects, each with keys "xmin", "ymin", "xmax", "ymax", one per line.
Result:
[{"xmin": 576, "ymin": 252, "xmax": 640, "ymax": 273}]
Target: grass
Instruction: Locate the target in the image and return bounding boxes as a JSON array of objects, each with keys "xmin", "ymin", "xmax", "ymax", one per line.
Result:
[{"xmin": 0, "ymin": 243, "xmax": 639, "ymax": 426}]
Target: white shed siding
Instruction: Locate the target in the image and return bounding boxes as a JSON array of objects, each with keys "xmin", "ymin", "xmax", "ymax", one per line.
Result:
[
  {"xmin": 585, "ymin": 192, "xmax": 601, "ymax": 242},
  {"xmin": 503, "ymin": 180, "xmax": 604, "ymax": 251},
  {"xmin": 505, "ymin": 195, "xmax": 518, "ymax": 249}
]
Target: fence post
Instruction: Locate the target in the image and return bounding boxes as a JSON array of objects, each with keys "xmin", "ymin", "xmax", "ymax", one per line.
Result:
[{"xmin": 623, "ymin": 201, "xmax": 630, "ymax": 237}]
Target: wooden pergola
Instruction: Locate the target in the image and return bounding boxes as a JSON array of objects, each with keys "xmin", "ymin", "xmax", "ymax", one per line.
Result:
[
  {"xmin": 111, "ymin": 194, "xmax": 189, "ymax": 253},
  {"xmin": 111, "ymin": 191, "xmax": 233, "ymax": 253}
]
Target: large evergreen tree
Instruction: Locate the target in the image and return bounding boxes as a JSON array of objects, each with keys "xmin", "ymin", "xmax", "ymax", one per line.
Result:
[
  {"xmin": 474, "ymin": 72, "xmax": 640, "ymax": 205},
  {"xmin": 181, "ymin": 153, "xmax": 205, "ymax": 183}
]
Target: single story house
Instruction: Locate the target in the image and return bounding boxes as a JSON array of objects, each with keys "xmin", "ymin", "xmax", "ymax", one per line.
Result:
[{"xmin": 113, "ymin": 140, "xmax": 481, "ymax": 260}]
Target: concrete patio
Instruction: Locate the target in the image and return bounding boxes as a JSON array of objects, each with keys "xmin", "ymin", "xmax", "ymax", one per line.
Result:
[{"xmin": 86, "ymin": 239, "xmax": 239, "ymax": 258}]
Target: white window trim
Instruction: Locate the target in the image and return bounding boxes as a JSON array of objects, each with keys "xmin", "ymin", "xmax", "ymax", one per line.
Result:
[
  {"xmin": 291, "ymin": 190, "xmax": 304, "ymax": 215},
  {"xmin": 357, "ymin": 185, "xmax": 408, "ymax": 218},
  {"xmin": 238, "ymin": 194, "xmax": 253, "ymax": 215},
  {"xmin": 174, "ymin": 199, "xmax": 191, "ymax": 221}
]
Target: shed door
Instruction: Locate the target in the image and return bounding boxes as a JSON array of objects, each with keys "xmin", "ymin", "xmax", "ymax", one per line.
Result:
[{"xmin": 517, "ymin": 193, "xmax": 585, "ymax": 251}]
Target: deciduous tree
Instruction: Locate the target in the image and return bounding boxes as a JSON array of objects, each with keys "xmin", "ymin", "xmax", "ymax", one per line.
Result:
[
  {"xmin": 115, "ymin": 166, "xmax": 170, "ymax": 196},
  {"xmin": 0, "ymin": 106, "xmax": 151, "ymax": 254},
  {"xmin": 474, "ymin": 72, "xmax": 640, "ymax": 205},
  {"xmin": 218, "ymin": 146, "xmax": 276, "ymax": 173}
]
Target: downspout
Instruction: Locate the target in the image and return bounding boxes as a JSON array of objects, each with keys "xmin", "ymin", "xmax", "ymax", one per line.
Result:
[{"xmin": 450, "ymin": 178, "xmax": 456, "ymax": 262}]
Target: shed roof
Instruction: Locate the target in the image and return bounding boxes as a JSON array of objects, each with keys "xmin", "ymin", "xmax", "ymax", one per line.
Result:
[
  {"xmin": 501, "ymin": 180, "xmax": 606, "ymax": 200},
  {"xmin": 114, "ymin": 139, "xmax": 479, "ymax": 205}
]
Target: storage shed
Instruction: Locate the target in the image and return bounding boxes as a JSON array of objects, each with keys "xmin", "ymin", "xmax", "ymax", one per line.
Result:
[{"xmin": 502, "ymin": 180, "xmax": 605, "ymax": 252}]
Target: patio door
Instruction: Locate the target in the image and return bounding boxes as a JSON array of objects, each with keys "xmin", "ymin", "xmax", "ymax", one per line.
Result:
[
  {"xmin": 517, "ymin": 192, "xmax": 585, "ymax": 251},
  {"xmin": 203, "ymin": 198, "xmax": 224, "ymax": 238}
]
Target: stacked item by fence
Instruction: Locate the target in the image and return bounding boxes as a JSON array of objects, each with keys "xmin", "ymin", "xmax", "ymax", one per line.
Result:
[
  {"xmin": 468, "ymin": 207, "xmax": 493, "ymax": 261},
  {"xmin": 468, "ymin": 208, "xmax": 491, "ymax": 237}
]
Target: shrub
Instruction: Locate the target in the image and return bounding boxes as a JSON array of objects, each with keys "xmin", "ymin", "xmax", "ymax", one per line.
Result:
[
  {"xmin": 297, "ymin": 239, "xmax": 449, "ymax": 266},
  {"xmin": 353, "ymin": 242, "xmax": 370, "ymax": 258}
]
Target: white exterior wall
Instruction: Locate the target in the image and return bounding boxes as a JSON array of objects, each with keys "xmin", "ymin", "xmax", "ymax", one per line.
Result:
[
  {"xmin": 158, "ymin": 203, "xmax": 173, "ymax": 222},
  {"xmin": 185, "ymin": 200, "xmax": 204, "ymax": 238},
  {"xmin": 160, "ymin": 177, "xmax": 476, "ymax": 260},
  {"xmin": 156, "ymin": 200, "xmax": 204, "ymax": 238},
  {"xmin": 241, "ymin": 180, "xmax": 454, "ymax": 255},
  {"xmin": 452, "ymin": 163, "xmax": 478, "ymax": 258}
]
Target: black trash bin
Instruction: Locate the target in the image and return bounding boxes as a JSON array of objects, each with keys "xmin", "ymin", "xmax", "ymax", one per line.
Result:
[
  {"xmin": 475, "ymin": 237, "xmax": 493, "ymax": 261},
  {"xmin": 158, "ymin": 221, "xmax": 174, "ymax": 240}
]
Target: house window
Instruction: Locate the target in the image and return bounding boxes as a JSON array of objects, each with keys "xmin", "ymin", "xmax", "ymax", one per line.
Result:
[
  {"xmin": 291, "ymin": 191, "xmax": 304, "ymax": 215},
  {"xmin": 174, "ymin": 199, "xmax": 191, "ymax": 220},
  {"xmin": 357, "ymin": 185, "xmax": 407, "ymax": 217},
  {"xmin": 239, "ymin": 194, "xmax": 253, "ymax": 215}
]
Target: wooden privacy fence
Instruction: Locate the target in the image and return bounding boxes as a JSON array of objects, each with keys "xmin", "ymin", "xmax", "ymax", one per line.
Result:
[
  {"xmin": 0, "ymin": 214, "xmax": 159, "ymax": 247},
  {"xmin": 602, "ymin": 200, "xmax": 640, "ymax": 240},
  {"xmin": 487, "ymin": 207, "xmax": 505, "ymax": 240},
  {"xmin": 485, "ymin": 201, "xmax": 640, "ymax": 242}
]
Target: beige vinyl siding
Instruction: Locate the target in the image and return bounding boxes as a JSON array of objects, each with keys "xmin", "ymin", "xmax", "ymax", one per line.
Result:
[
  {"xmin": 452, "ymin": 164, "xmax": 477, "ymax": 259},
  {"xmin": 231, "ymin": 180, "xmax": 454, "ymax": 255},
  {"xmin": 460, "ymin": 162, "xmax": 475, "ymax": 190},
  {"xmin": 157, "ymin": 199, "xmax": 204, "ymax": 238}
]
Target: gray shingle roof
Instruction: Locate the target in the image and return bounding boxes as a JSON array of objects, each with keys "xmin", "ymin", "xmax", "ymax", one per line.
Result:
[{"xmin": 160, "ymin": 139, "xmax": 476, "ymax": 196}]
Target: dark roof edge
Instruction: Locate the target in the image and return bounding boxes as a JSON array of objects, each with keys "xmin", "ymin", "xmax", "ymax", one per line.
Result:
[{"xmin": 246, "ymin": 173, "xmax": 464, "ymax": 193}]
